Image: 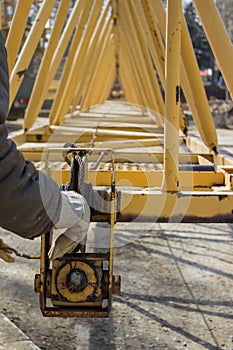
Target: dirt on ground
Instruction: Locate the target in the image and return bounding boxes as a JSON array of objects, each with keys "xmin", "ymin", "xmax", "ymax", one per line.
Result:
[{"xmin": 1, "ymin": 222, "xmax": 233, "ymax": 350}]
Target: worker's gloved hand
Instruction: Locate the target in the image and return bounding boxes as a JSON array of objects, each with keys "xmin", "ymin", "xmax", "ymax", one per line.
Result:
[
  {"xmin": 48, "ymin": 191, "xmax": 90, "ymax": 261},
  {"xmin": 0, "ymin": 238, "xmax": 15, "ymax": 263}
]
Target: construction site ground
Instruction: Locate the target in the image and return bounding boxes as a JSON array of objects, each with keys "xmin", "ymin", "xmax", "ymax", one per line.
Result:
[{"xmin": 1, "ymin": 122, "xmax": 233, "ymax": 350}]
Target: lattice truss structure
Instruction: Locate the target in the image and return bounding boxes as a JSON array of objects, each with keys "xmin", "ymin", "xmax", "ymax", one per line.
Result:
[{"xmin": 2, "ymin": 0, "xmax": 233, "ymax": 223}]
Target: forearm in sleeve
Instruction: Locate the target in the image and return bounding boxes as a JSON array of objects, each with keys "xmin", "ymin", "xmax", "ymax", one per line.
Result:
[{"xmin": 0, "ymin": 31, "xmax": 61, "ymax": 239}]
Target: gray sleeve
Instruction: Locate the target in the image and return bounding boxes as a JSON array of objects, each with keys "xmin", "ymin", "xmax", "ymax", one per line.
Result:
[
  {"xmin": 0, "ymin": 31, "xmax": 61, "ymax": 239},
  {"xmin": 0, "ymin": 32, "xmax": 9, "ymax": 123}
]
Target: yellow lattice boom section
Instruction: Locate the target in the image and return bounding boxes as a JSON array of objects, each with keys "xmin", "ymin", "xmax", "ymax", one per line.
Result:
[{"xmin": 3, "ymin": 0, "xmax": 233, "ymax": 223}]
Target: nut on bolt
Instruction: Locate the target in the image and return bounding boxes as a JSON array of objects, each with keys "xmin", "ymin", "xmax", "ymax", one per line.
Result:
[
  {"xmin": 113, "ymin": 275, "xmax": 121, "ymax": 295},
  {"xmin": 34, "ymin": 274, "xmax": 41, "ymax": 293}
]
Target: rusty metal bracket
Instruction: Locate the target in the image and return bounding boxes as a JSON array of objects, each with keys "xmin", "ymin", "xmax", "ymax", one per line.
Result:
[{"xmin": 35, "ymin": 147, "xmax": 120, "ymax": 317}]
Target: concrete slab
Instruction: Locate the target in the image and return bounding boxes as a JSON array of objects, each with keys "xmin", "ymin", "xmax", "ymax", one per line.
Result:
[{"xmin": 0, "ymin": 313, "xmax": 41, "ymax": 350}]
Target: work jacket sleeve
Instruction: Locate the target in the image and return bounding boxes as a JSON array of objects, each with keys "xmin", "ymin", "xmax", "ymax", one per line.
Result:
[{"xmin": 0, "ymin": 31, "xmax": 61, "ymax": 239}]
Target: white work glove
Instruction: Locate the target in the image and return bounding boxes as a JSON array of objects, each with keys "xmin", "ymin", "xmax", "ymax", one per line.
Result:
[
  {"xmin": 0, "ymin": 238, "xmax": 15, "ymax": 263},
  {"xmin": 48, "ymin": 191, "xmax": 90, "ymax": 261}
]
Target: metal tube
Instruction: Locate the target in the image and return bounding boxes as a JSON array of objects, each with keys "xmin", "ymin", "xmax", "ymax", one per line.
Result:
[
  {"xmin": 80, "ymin": 19, "xmax": 113, "ymax": 110},
  {"xmin": 162, "ymin": 0, "xmax": 181, "ymax": 192},
  {"xmin": 139, "ymin": 0, "xmax": 165, "ymax": 87},
  {"xmin": 180, "ymin": 12, "xmax": 218, "ymax": 152},
  {"xmin": 9, "ymin": 0, "xmax": 57, "ymax": 107},
  {"xmin": 80, "ymin": 35, "xmax": 115, "ymax": 110},
  {"xmin": 28, "ymin": 0, "xmax": 87, "ymax": 127},
  {"xmin": 119, "ymin": 4, "xmax": 150, "ymax": 109},
  {"xmin": 120, "ymin": 0, "xmax": 163, "ymax": 121},
  {"xmin": 49, "ymin": 0, "xmax": 92, "ymax": 125},
  {"xmin": 139, "ymin": 0, "xmax": 186, "ymax": 133},
  {"xmin": 119, "ymin": 33, "xmax": 145, "ymax": 106},
  {"xmin": 76, "ymin": 39, "xmax": 114, "ymax": 110},
  {"xmin": 193, "ymin": 0, "xmax": 233, "ymax": 101},
  {"xmin": 53, "ymin": 0, "xmax": 103, "ymax": 125},
  {"xmin": 119, "ymin": 2, "xmax": 161, "ymax": 120},
  {"xmin": 108, "ymin": 152, "xmax": 116, "ymax": 311},
  {"xmin": 128, "ymin": 0, "xmax": 165, "ymax": 119},
  {"xmin": 151, "ymin": 0, "xmax": 218, "ymax": 152},
  {"xmin": 119, "ymin": 25, "xmax": 148, "ymax": 107},
  {"xmin": 119, "ymin": 1, "xmax": 156, "ymax": 110},
  {"xmin": 71, "ymin": 2, "xmax": 111, "ymax": 113},
  {"xmin": 99, "ymin": 65, "xmax": 116, "ymax": 105},
  {"xmin": 5, "ymin": 0, "xmax": 33, "ymax": 75},
  {"xmin": 119, "ymin": 57, "xmax": 139, "ymax": 105},
  {"xmin": 24, "ymin": 0, "xmax": 71, "ymax": 131},
  {"xmin": 83, "ymin": 36, "xmax": 115, "ymax": 109}
]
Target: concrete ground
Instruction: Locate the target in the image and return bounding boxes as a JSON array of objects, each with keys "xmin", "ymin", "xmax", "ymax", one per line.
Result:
[{"xmin": 0, "ymin": 313, "xmax": 40, "ymax": 350}]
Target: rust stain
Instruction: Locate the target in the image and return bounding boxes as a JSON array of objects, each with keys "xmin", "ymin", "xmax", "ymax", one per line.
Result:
[
  {"xmin": 118, "ymin": 214, "xmax": 233, "ymax": 223},
  {"xmin": 16, "ymin": 69, "xmax": 27, "ymax": 78}
]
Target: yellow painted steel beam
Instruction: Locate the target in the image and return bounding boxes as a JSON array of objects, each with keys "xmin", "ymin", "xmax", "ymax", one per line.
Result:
[
  {"xmin": 9, "ymin": 0, "xmax": 57, "ymax": 107},
  {"xmin": 24, "ymin": 126, "xmax": 164, "ymax": 144},
  {"xmin": 69, "ymin": 111, "xmax": 155, "ymax": 123},
  {"xmin": 149, "ymin": 1, "xmax": 205, "ymax": 144},
  {"xmin": 46, "ymin": 168, "xmax": 224, "ymax": 190},
  {"xmin": 73, "ymin": 26, "xmax": 112, "ymax": 110},
  {"xmin": 186, "ymin": 135, "xmax": 233, "ymax": 167},
  {"xmin": 180, "ymin": 12, "xmax": 218, "ymax": 152},
  {"xmin": 119, "ymin": 2, "xmax": 157, "ymax": 113},
  {"xmin": 18, "ymin": 147, "xmax": 213, "ymax": 164},
  {"xmin": 93, "ymin": 138, "xmax": 164, "ymax": 149},
  {"xmin": 99, "ymin": 71, "xmax": 115, "ymax": 106},
  {"xmin": 193, "ymin": 0, "xmax": 233, "ymax": 101},
  {"xmin": 118, "ymin": 22, "xmax": 148, "ymax": 107},
  {"xmin": 102, "ymin": 66, "xmax": 116, "ymax": 102},
  {"xmin": 116, "ymin": 190, "xmax": 233, "ymax": 223},
  {"xmin": 19, "ymin": 139, "xmax": 165, "ymax": 161},
  {"xmin": 162, "ymin": 0, "xmax": 181, "ymax": 192},
  {"xmin": 138, "ymin": 0, "xmax": 165, "ymax": 87},
  {"xmin": 151, "ymin": 1, "xmax": 218, "ymax": 152},
  {"xmin": 109, "ymin": 12, "xmax": 148, "ymax": 105},
  {"xmin": 119, "ymin": 1, "xmax": 163, "ymax": 123},
  {"xmin": 49, "ymin": 125, "xmax": 163, "ymax": 138},
  {"xmin": 119, "ymin": 59, "xmax": 138, "ymax": 104},
  {"xmin": 111, "ymin": 0, "xmax": 119, "ymax": 64},
  {"xmin": 112, "ymin": 0, "xmax": 120, "ymax": 99},
  {"xmin": 88, "ymin": 169, "xmax": 224, "ymax": 189},
  {"xmin": 63, "ymin": 118, "xmax": 157, "ymax": 128},
  {"xmin": 137, "ymin": 0, "xmax": 187, "ymax": 134},
  {"xmin": 119, "ymin": 32, "xmax": 145, "ymax": 106},
  {"xmin": 85, "ymin": 62, "xmax": 115, "ymax": 109},
  {"xmin": 24, "ymin": 0, "xmax": 71, "ymax": 131},
  {"xmin": 5, "ymin": 0, "xmax": 33, "ymax": 75},
  {"xmin": 49, "ymin": 0, "xmax": 93, "ymax": 125},
  {"xmin": 88, "ymin": 71, "xmax": 114, "ymax": 109},
  {"xmin": 99, "ymin": 50, "xmax": 116, "ymax": 103},
  {"xmin": 17, "ymin": 148, "xmax": 233, "ymax": 222},
  {"xmin": 28, "ymin": 0, "xmax": 88, "ymax": 128},
  {"xmin": 80, "ymin": 35, "xmax": 115, "ymax": 110},
  {"xmin": 82, "ymin": 35, "xmax": 116, "ymax": 109},
  {"xmin": 142, "ymin": 0, "xmax": 190, "ymax": 135},
  {"xmin": 22, "ymin": 138, "xmax": 167, "ymax": 149},
  {"xmin": 119, "ymin": 52, "xmax": 141, "ymax": 104},
  {"xmin": 119, "ymin": 23, "xmax": 156, "ymax": 113},
  {"xmin": 128, "ymin": 0, "xmax": 165, "ymax": 120},
  {"xmin": 53, "ymin": 0, "xmax": 104, "ymax": 125},
  {"xmin": 73, "ymin": 4, "xmax": 112, "ymax": 112},
  {"xmin": 77, "ymin": 110, "xmax": 154, "ymax": 122}
]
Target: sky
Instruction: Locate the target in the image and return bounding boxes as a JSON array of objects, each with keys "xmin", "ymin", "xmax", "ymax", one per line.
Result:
[{"xmin": 182, "ymin": 0, "xmax": 191, "ymax": 6}]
